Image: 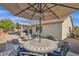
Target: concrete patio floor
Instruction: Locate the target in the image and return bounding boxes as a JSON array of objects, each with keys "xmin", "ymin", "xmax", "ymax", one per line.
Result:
[
  {"xmin": 62, "ymin": 37, "xmax": 79, "ymax": 55},
  {"xmin": 0, "ymin": 34, "xmax": 79, "ymax": 56}
]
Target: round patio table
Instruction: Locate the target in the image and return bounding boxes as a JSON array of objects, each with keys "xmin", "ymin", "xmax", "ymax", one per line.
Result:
[{"xmin": 23, "ymin": 38, "xmax": 59, "ymax": 54}]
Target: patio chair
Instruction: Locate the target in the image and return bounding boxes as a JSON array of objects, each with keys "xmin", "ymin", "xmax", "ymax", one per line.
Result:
[
  {"xmin": 7, "ymin": 39, "xmax": 20, "ymax": 45},
  {"xmin": 18, "ymin": 52, "xmax": 44, "ymax": 56},
  {"xmin": 0, "ymin": 43, "xmax": 17, "ymax": 56},
  {"xmin": 16, "ymin": 45, "xmax": 44, "ymax": 56},
  {"xmin": 48, "ymin": 42, "xmax": 70, "ymax": 56},
  {"xmin": 17, "ymin": 45, "xmax": 29, "ymax": 56},
  {"xmin": 20, "ymin": 35, "xmax": 29, "ymax": 41},
  {"xmin": 46, "ymin": 35, "xmax": 57, "ymax": 41},
  {"xmin": 31, "ymin": 34, "xmax": 38, "ymax": 39}
]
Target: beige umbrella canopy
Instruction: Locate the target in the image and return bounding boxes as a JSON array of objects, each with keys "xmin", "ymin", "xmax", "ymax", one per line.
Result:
[
  {"xmin": 1, "ymin": 3, "xmax": 79, "ymax": 42},
  {"xmin": 1, "ymin": 3, "xmax": 79, "ymax": 20}
]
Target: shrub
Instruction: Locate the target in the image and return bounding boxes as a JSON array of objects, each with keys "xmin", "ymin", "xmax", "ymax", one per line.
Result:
[
  {"xmin": 0, "ymin": 19, "xmax": 16, "ymax": 32},
  {"xmin": 75, "ymin": 32, "xmax": 79, "ymax": 37},
  {"xmin": 70, "ymin": 32, "xmax": 76, "ymax": 38}
]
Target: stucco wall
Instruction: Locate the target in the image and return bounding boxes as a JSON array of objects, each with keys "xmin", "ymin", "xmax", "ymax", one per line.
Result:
[
  {"xmin": 62, "ymin": 16, "xmax": 72, "ymax": 40},
  {"xmin": 32, "ymin": 22, "xmax": 62, "ymax": 40},
  {"xmin": 32, "ymin": 16, "xmax": 72, "ymax": 40}
]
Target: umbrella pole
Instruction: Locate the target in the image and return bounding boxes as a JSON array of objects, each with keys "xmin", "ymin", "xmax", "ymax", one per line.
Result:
[{"xmin": 39, "ymin": 17, "xmax": 42, "ymax": 43}]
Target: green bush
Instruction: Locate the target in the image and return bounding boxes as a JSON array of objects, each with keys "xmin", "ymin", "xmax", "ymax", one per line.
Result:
[
  {"xmin": 75, "ymin": 32, "xmax": 79, "ymax": 37},
  {"xmin": 70, "ymin": 32, "xmax": 76, "ymax": 38},
  {"xmin": 0, "ymin": 19, "xmax": 16, "ymax": 32},
  {"xmin": 74, "ymin": 26, "xmax": 79, "ymax": 37}
]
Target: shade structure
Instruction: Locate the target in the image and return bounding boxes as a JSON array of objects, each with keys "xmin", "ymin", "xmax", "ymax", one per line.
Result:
[
  {"xmin": 1, "ymin": 3, "xmax": 79, "ymax": 42},
  {"xmin": 1, "ymin": 3, "xmax": 79, "ymax": 20}
]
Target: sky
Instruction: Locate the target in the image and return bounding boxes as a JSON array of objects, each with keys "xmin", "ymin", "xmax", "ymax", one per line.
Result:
[
  {"xmin": 0, "ymin": 6, "xmax": 38, "ymax": 24},
  {"xmin": 71, "ymin": 11, "xmax": 79, "ymax": 26},
  {"xmin": 0, "ymin": 5, "xmax": 79, "ymax": 26}
]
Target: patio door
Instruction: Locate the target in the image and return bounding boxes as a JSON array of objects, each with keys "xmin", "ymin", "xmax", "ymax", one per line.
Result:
[{"xmin": 29, "ymin": 28, "xmax": 32, "ymax": 35}]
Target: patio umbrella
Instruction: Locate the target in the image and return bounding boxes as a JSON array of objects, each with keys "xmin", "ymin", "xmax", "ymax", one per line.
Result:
[{"xmin": 1, "ymin": 3, "xmax": 79, "ymax": 42}]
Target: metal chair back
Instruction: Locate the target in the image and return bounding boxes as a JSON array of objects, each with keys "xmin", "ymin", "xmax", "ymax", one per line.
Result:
[{"xmin": 60, "ymin": 42, "xmax": 70, "ymax": 56}]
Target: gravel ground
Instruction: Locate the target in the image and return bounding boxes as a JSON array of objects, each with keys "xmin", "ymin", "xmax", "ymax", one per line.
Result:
[{"xmin": 0, "ymin": 34, "xmax": 19, "ymax": 44}]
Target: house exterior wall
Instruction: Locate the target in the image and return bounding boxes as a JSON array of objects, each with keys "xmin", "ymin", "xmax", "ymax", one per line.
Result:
[
  {"xmin": 32, "ymin": 22, "xmax": 62, "ymax": 40},
  {"xmin": 62, "ymin": 16, "xmax": 73, "ymax": 40},
  {"xmin": 32, "ymin": 16, "xmax": 73, "ymax": 40}
]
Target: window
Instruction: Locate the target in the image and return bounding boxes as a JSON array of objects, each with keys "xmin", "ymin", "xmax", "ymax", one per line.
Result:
[
  {"xmin": 69, "ymin": 27, "xmax": 72, "ymax": 33},
  {"xmin": 36, "ymin": 26, "xmax": 42, "ymax": 33},
  {"xmin": 29, "ymin": 29, "xmax": 32, "ymax": 34}
]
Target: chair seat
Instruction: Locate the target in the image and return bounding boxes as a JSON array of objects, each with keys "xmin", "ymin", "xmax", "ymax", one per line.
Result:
[
  {"xmin": 66, "ymin": 51, "xmax": 79, "ymax": 56},
  {"xmin": 48, "ymin": 48, "xmax": 61, "ymax": 56},
  {"xmin": 19, "ymin": 52, "xmax": 44, "ymax": 56},
  {"xmin": 48, "ymin": 52, "xmax": 61, "ymax": 56},
  {"xmin": 8, "ymin": 50, "xmax": 17, "ymax": 56}
]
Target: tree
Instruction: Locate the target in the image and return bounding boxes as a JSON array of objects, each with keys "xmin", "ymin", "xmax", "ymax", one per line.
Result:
[
  {"xmin": 75, "ymin": 26, "xmax": 79, "ymax": 30},
  {"xmin": 0, "ymin": 19, "xmax": 16, "ymax": 32}
]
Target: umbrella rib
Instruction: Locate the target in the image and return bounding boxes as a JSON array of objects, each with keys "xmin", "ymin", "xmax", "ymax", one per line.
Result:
[
  {"xmin": 45, "ymin": 5, "xmax": 60, "ymax": 19},
  {"xmin": 28, "ymin": 8, "xmax": 36, "ymax": 11},
  {"xmin": 43, "ymin": 4, "xmax": 57, "ymax": 12},
  {"xmin": 28, "ymin": 3, "xmax": 38, "ymax": 10},
  {"xmin": 31, "ymin": 4, "xmax": 39, "ymax": 19},
  {"xmin": 39, "ymin": 3, "xmax": 42, "ymax": 14},
  {"xmin": 42, "ymin": 12, "xmax": 45, "ymax": 20},
  {"xmin": 31, "ymin": 10, "xmax": 36, "ymax": 19},
  {"xmin": 41, "ymin": 3, "xmax": 47, "ymax": 11},
  {"xmin": 15, "ymin": 4, "xmax": 36, "ymax": 16},
  {"xmin": 41, "ymin": 4, "xmax": 45, "ymax": 20},
  {"xmin": 52, "ymin": 3, "xmax": 79, "ymax": 10}
]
